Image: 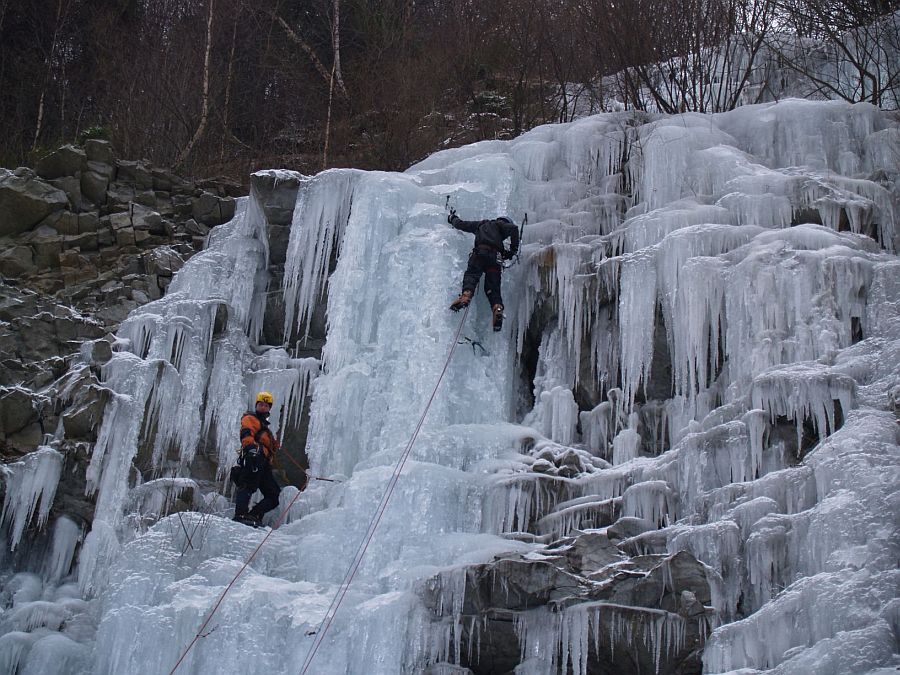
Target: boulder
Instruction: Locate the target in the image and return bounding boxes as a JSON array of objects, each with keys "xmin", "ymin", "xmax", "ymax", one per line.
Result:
[
  {"xmin": 0, "ymin": 170, "xmax": 69, "ymax": 236},
  {"xmin": 58, "ymin": 249, "xmax": 83, "ymax": 268},
  {"xmin": 151, "ymin": 218, "xmax": 174, "ymax": 237},
  {"xmin": 108, "ymin": 212, "xmax": 131, "ymax": 231},
  {"xmin": 130, "ymin": 205, "xmax": 161, "ymax": 231},
  {"xmin": 115, "ymin": 227, "xmax": 136, "ymax": 247},
  {"xmin": 171, "ymin": 194, "xmax": 193, "ymax": 217},
  {"xmin": 151, "ymin": 168, "xmax": 180, "ymax": 191},
  {"xmin": 0, "ymin": 246, "xmax": 35, "ymax": 278},
  {"xmin": 182, "ymin": 218, "xmax": 209, "ymax": 236},
  {"xmin": 561, "ymin": 532, "xmax": 627, "ymax": 575},
  {"xmin": 84, "ymin": 139, "xmax": 116, "ymax": 164},
  {"xmin": 21, "ymin": 229, "xmax": 63, "ymax": 268},
  {"xmin": 116, "ymin": 160, "xmax": 153, "ymax": 190},
  {"xmin": 78, "ymin": 212, "xmax": 101, "ymax": 234},
  {"xmin": 191, "ymin": 191, "xmax": 235, "ymax": 226},
  {"xmin": 197, "ymin": 176, "xmax": 245, "ymax": 198},
  {"xmin": 35, "ymin": 145, "xmax": 87, "ymax": 179},
  {"xmin": 531, "ymin": 458, "xmax": 556, "ymax": 474},
  {"xmin": 97, "ymin": 227, "xmax": 114, "ymax": 247},
  {"xmin": 62, "ymin": 385, "xmax": 109, "ymax": 440},
  {"xmin": 81, "ymin": 338, "xmax": 113, "ymax": 366},
  {"xmin": 106, "ymin": 184, "xmax": 136, "ymax": 206},
  {"xmin": 62, "ymin": 263, "xmax": 98, "ymax": 286},
  {"xmin": 0, "ymin": 387, "xmax": 36, "ymax": 435},
  {"xmin": 607, "ymin": 516, "xmax": 657, "ymax": 542},
  {"xmin": 144, "ymin": 247, "xmax": 184, "ymax": 277},
  {"xmin": 81, "ymin": 162, "xmax": 114, "ymax": 205},
  {"xmin": 250, "ymin": 170, "xmax": 301, "ymax": 226},
  {"xmin": 38, "ymin": 210, "xmax": 80, "ymax": 236},
  {"xmin": 48, "ymin": 176, "xmax": 83, "ymax": 211},
  {"xmin": 133, "ymin": 191, "xmax": 157, "ymax": 208},
  {"xmin": 63, "ymin": 232, "xmax": 99, "ymax": 252}
]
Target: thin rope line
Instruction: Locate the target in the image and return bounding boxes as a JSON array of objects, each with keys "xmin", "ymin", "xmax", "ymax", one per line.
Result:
[
  {"xmin": 168, "ymin": 487, "xmax": 305, "ymax": 675},
  {"xmin": 299, "ymin": 305, "xmax": 470, "ymax": 674}
]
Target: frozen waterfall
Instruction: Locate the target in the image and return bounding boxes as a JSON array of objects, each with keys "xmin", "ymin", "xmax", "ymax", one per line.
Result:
[{"xmin": 2, "ymin": 99, "xmax": 899, "ymax": 674}]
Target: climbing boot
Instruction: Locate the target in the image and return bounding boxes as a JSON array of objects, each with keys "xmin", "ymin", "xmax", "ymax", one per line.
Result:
[
  {"xmin": 449, "ymin": 290, "xmax": 473, "ymax": 312},
  {"xmin": 492, "ymin": 304, "xmax": 504, "ymax": 332}
]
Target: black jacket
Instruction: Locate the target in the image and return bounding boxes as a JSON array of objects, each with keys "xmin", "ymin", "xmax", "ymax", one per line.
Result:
[{"xmin": 450, "ymin": 216, "xmax": 520, "ymax": 255}]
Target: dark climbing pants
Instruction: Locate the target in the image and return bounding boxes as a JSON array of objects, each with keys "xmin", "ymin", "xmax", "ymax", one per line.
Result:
[
  {"xmin": 234, "ymin": 455, "xmax": 281, "ymax": 519},
  {"xmin": 462, "ymin": 249, "xmax": 503, "ymax": 308}
]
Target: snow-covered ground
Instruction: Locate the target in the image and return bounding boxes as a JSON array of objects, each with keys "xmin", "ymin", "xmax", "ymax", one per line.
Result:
[{"xmin": 2, "ymin": 98, "xmax": 898, "ymax": 674}]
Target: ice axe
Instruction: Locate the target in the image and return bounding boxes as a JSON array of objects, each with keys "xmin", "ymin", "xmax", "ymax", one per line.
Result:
[{"xmin": 306, "ymin": 471, "xmax": 343, "ymax": 484}]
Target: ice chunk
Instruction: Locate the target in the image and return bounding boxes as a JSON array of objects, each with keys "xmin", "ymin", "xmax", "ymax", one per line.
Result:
[
  {"xmin": 611, "ymin": 414, "xmax": 641, "ymax": 465},
  {"xmin": 19, "ymin": 632, "xmax": 88, "ymax": 675},
  {"xmin": 622, "ymin": 480, "xmax": 677, "ymax": 528}
]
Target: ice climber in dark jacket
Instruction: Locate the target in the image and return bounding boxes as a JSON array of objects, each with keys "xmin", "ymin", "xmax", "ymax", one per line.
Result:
[{"xmin": 447, "ymin": 210, "xmax": 520, "ymax": 331}]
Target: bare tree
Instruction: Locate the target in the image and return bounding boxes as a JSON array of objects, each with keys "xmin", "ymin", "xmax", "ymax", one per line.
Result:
[
  {"xmin": 176, "ymin": 0, "xmax": 216, "ymax": 167},
  {"xmin": 766, "ymin": 0, "xmax": 900, "ymax": 106}
]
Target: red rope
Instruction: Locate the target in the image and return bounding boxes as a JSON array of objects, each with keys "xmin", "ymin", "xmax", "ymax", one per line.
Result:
[
  {"xmin": 298, "ymin": 305, "xmax": 470, "ymax": 674},
  {"xmin": 168, "ymin": 487, "xmax": 305, "ymax": 675}
]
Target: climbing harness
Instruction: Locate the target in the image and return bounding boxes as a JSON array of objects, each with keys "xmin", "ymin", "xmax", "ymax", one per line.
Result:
[{"xmin": 298, "ymin": 305, "xmax": 470, "ymax": 674}]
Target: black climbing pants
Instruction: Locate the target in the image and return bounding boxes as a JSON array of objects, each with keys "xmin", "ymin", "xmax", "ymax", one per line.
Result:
[
  {"xmin": 234, "ymin": 455, "xmax": 281, "ymax": 519},
  {"xmin": 462, "ymin": 248, "xmax": 503, "ymax": 308}
]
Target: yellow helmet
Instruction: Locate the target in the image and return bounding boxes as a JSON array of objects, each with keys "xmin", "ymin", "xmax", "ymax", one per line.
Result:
[{"xmin": 256, "ymin": 391, "xmax": 274, "ymax": 405}]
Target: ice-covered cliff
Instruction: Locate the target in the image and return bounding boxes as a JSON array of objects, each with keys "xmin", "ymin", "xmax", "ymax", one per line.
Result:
[{"xmin": 2, "ymin": 99, "xmax": 899, "ymax": 674}]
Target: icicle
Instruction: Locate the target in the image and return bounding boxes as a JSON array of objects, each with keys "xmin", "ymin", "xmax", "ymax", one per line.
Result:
[
  {"xmin": 750, "ymin": 367, "xmax": 855, "ymax": 449},
  {"xmin": 1, "ymin": 446, "xmax": 63, "ymax": 550},
  {"xmin": 580, "ymin": 402, "xmax": 612, "ymax": 459},
  {"xmin": 282, "ymin": 170, "xmax": 362, "ymax": 340},
  {"xmin": 43, "ymin": 516, "xmax": 82, "ymax": 583},
  {"xmin": 622, "ymin": 480, "xmax": 677, "ymax": 527},
  {"xmin": 618, "ymin": 250, "xmax": 658, "ymax": 410}
]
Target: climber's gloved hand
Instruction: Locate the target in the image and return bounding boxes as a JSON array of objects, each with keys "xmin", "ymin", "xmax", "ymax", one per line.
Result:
[{"xmin": 447, "ymin": 208, "xmax": 457, "ymax": 224}]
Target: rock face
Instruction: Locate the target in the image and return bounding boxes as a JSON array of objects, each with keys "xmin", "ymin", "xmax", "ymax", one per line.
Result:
[
  {"xmin": 0, "ymin": 142, "xmax": 248, "ymax": 557},
  {"xmin": 423, "ymin": 543, "xmax": 712, "ymax": 674},
  {"xmin": 0, "ymin": 141, "xmax": 248, "ymax": 317}
]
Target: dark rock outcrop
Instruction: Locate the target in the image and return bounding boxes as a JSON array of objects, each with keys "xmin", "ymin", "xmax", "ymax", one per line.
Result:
[
  {"xmin": 423, "ymin": 542, "xmax": 713, "ymax": 674},
  {"xmin": 0, "ymin": 169, "xmax": 69, "ymax": 236}
]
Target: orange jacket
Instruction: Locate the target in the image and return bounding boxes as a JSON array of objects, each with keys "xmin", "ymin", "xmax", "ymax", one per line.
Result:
[{"xmin": 240, "ymin": 412, "xmax": 280, "ymax": 461}]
